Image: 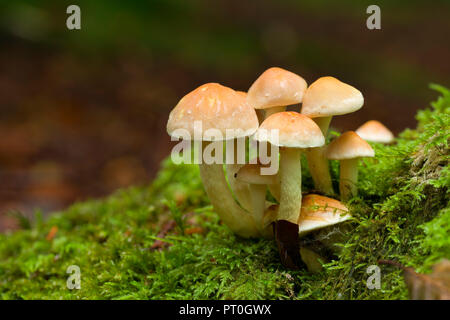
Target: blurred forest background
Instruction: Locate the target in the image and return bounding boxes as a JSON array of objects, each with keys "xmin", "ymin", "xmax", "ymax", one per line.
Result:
[{"xmin": 0, "ymin": 0, "xmax": 449, "ymax": 231}]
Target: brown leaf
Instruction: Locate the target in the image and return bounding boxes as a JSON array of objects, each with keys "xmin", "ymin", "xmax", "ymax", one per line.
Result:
[
  {"xmin": 124, "ymin": 230, "xmax": 132, "ymax": 237},
  {"xmin": 46, "ymin": 226, "xmax": 58, "ymax": 241},
  {"xmin": 274, "ymin": 220, "xmax": 305, "ymax": 270},
  {"xmin": 379, "ymin": 259, "xmax": 450, "ymax": 300},
  {"xmin": 150, "ymin": 220, "xmax": 176, "ymax": 250},
  {"xmin": 184, "ymin": 227, "xmax": 204, "ymax": 235}
]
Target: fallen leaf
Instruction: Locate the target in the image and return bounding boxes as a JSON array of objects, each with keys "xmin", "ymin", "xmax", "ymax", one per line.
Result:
[
  {"xmin": 185, "ymin": 227, "xmax": 204, "ymax": 235},
  {"xmin": 379, "ymin": 259, "xmax": 450, "ymax": 300},
  {"xmin": 274, "ymin": 220, "xmax": 304, "ymax": 270},
  {"xmin": 46, "ymin": 226, "xmax": 58, "ymax": 241},
  {"xmin": 124, "ymin": 230, "xmax": 132, "ymax": 237},
  {"xmin": 150, "ymin": 220, "xmax": 176, "ymax": 250}
]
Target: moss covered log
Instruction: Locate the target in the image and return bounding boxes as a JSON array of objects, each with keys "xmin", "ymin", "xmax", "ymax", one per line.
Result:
[{"xmin": 0, "ymin": 85, "xmax": 449, "ymax": 300}]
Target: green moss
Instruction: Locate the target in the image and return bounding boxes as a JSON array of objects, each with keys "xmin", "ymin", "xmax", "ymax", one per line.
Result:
[{"xmin": 0, "ymin": 85, "xmax": 449, "ymax": 300}]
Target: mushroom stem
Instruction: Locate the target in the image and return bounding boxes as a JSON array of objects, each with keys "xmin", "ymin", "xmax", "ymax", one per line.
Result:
[
  {"xmin": 199, "ymin": 142, "xmax": 258, "ymax": 238},
  {"xmin": 306, "ymin": 116, "xmax": 334, "ymax": 195},
  {"xmin": 278, "ymin": 147, "xmax": 302, "ymax": 223},
  {"xmin": 268, "ymin": 181, "xmax": 280, "ymax": 201},
  {"xmin": 306, "ymin": 148, "xmax": 333, "ymax": 194},
  {"xmin": 314, "ymin": 116, "xmax": 332, "ymax": 134},
  {"xmin": 299, "ymin": 247, "xmax": 326, "ymax": 273},
  {"xmin": 275, "ymin": 147, "xmax": 303, "ymax": 269},
  {"xmin": 226, "ymin": 139, "xmax": 252, "ymax": 212},
  {"xmin": 265, "ymin": 106, "xmax": 286, "ymax": 119},
  {"xmin": 249, "ymin": 184, "xmax": 267, "ymax": 232},
  {"xmin": 339, "ymin": 158, "xmax": 359, "ymax": 201}
]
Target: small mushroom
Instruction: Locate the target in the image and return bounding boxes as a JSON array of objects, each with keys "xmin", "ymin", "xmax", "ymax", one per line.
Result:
[
  {"xmin": 254, "ymin": 112, "xmax": 325, "ymax": 268},
  {"xmin": 298, "ymin": 194, "xmax": 350, "ymax": 272},
  {"xmin": 235, "ymin": 161, "xmax": 278, "ymax": 236},
  {"xmin": 247, "ymin": 67, "xmax": 307, "ymax": 120},
  {"xmin": 167, "ymin": 83, "xmax": 260, "ymax": 237},
  {"xmin": 264, "ymin": 194, "xmax": 351, "ymax": 271},
  {"xmin": 356, "ymin": 120, "xmax": 394, "ymax": 144},
  {"xmin": 326, "ymin": 131, "xmax": 375, "ymax": 201},
  {"xmin": 301, "ymin": 77, "xmax": 364, "ymax": 195},
  {"xmin": 247, "ymin": 67, "xmax": 307, "ymax": 203},
  {"xmin": 299, "ymin": 247, "xmax": 327, "ymax": 273},
  {"xmin": 263, "ymin": 194, "xmax": 351, "ymax": 236},
  {"xmin": 297, "ymin": 194, "xmax": 351, "ymax": 236}
]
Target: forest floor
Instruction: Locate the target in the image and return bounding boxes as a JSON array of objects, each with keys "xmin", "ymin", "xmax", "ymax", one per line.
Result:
[
  {"xmin": 0, "ymin": 85, "xmax": 448, "ymax": 299},
  {"xmin": 1, "ymin": 0, "xmax": 449, "ymax": 231}
]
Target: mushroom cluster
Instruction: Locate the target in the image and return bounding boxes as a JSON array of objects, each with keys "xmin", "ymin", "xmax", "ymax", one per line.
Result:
[{"xmin": 166, "ymin": 68, "xmax": 394, "ymax": 269}]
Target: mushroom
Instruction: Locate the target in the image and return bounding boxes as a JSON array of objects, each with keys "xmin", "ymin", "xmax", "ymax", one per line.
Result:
[
  {"xmin": 298, "ymin": 194, "xmax": 351, "ymax": 255},
  {"xmin": 246, "ymin": 68, "xmax": 307, "ymax": 201},
  {"xmin": 235, "ymin": 161, "xmax": 278, "ymax": 236},
  {"xmin": 225, "ymin": 90, "xmax": 254, "ymax": 213},
  {"xmin": 301, "ymin": 77, "xmax": 364, "ymax": 195},
  {"xmin": 299, "ymin": 247, "xmax": 327, "ymax": 273},
  {"xmin": 263, "ymin": 194, "xmax": 351, "ymax": 236},
  {"xmin": 167, "ymin": 83, "xmax": 260, "ymax": 237},
  {"xmin": 326, "ymin": 131, "xmax": 375, "ymax": 201},
  {"xmin": 254, "ymin": 112, "xmax": 325, "ymax": 268},
  {"xmin": 299, "ymin": 194, "xmax": 350, "ymax": 271},
  {"xmin": 247, "ymin": 67, "xmax": 307, "ymax": 120},
  {"xmin": 356, "ymin": 120, "xmax": 394, "ymax": 144},
  {"xmin": 297, "ymin": 194, "xmax": 351, "ymax": 236},
  {"xmin": 264, "ymin": 194, "xmax": 351, "ymax": 270}
]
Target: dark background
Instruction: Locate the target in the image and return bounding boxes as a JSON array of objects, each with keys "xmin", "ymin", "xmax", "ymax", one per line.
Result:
[{"xmin": 0, "ymin": 0, "xmax": 449, "ymax": 230}]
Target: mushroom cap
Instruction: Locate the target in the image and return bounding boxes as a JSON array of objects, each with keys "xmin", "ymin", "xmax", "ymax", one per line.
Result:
[
  {"xmin": 236, "ymin": 91, "xmax": 247, "ymax": 97},
  {"xmin": 167, "ymin": 83, "xmax": 259, "ymax": 141},
  {"xmin": 298, "ymin": 194, "xmax": 351, "ymax": 236},
  {"xmin": 247, "ymin": 67, "xmax": 307, "ymax": 110},
  {"xmin": 301, "ymin": 76, "xmax": 364, "ymax": 118},
  {"xmin": 254, "ymin": 111, "xmax": 325, "ymax": 148},
  {"xmin": 235, "ymin": 162, "xmax": 278, "ymax": 185},
  {"xmin": 326, "ymin": 131, "xmax": 374, "ymax": 160},
  {"xmin": 356, "ymin": 120, "xmax": 394, "ymax": 143},
  {"xmin": 262, "ymin": 195, "xmax": 351, "ymax": 236}
]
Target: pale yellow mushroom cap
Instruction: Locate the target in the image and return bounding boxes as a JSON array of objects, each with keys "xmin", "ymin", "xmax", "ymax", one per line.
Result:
[
  {"xmin": 326, "ymin": 131, "xmax": 374, "ymax": 160},
  {"xmin": 298, "ymin": 194, "xmax": 351, "ymax": 236},
  {"xmin": 247, "ymin": 67, "xmax": 307, "ymax": 110},
  {"xmin": 301, "ymin": 76, "xmax": 364, "ymax": 118},
  {"xmin": 167, "ymin": 83, "xmax": 259, "ymax": 141},
  {"xmin": 254, "ymin": 111, "xmax": 325, "ymax": 148},
  {"xmin": 356, "ymin": 120, "xmax": 394, "ymax": 143},
  {"xmin": 235, "ymin": 162, "xmax": 278, "ymax": 185}
]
